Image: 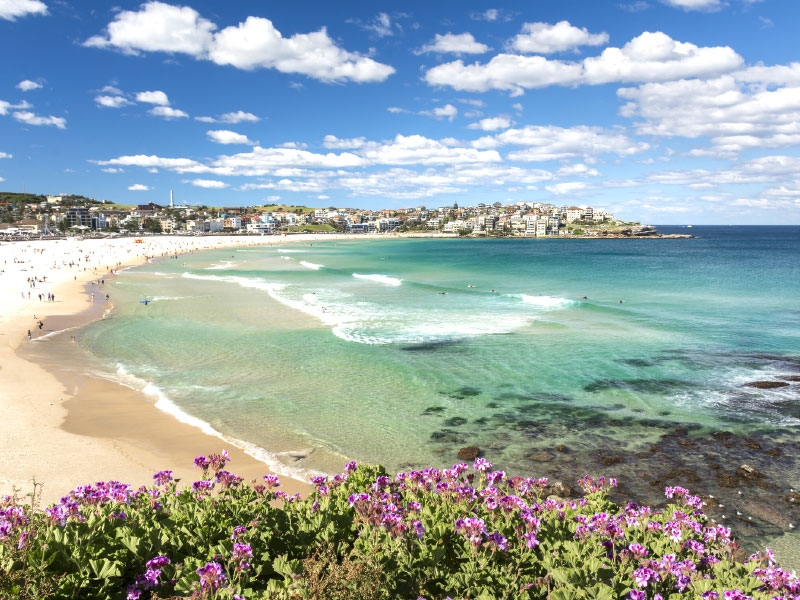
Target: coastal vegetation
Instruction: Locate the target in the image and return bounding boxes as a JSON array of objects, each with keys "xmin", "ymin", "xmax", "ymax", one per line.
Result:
[{"xmin": 1, "ymin": 452, "xmax": 796, "ymax": 600}]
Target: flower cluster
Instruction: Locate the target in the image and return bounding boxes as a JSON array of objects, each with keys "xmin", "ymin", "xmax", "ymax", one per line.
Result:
[{"xmin": 2, "ymin": 451, "xmax": 798, "ymax": 600}]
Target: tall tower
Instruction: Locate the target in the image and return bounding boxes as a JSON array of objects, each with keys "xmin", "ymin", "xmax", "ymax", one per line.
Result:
[{"xmin": 170, "ymin": 190, "xmax": 174, "ymax": 208}]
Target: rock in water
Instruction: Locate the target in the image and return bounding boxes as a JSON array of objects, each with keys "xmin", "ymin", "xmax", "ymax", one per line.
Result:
[
  {"xmin": 743, "ymin": 381, "xmax": 790, "ymax": 389},
  {"xmin": 457, "ymin": 446, "xmax": 480, "ymax": 460},
  {"xmin": 737, "ymin": 464, "xmax": 765, "ymax": 480}
]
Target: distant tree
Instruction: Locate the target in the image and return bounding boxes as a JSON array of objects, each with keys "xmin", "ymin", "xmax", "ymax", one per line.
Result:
[
  {"xmin": 57, "ymin": 219, "xmax": 69, "ymax": 232},
  {"xmin": 143, "ymin": 218, "xmax": 162, "ymax": 233},
  {"xmin": 127, "ymin": 218, "xmax": 141, "ymax": 231}
]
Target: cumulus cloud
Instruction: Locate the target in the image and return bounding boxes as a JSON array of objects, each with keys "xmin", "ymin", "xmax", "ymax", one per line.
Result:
[
  {"xmin": 322, "ymin": 135, "xmax": 367, "ymax": 149},
  {"xmin": 419, "ymin": 104, "xmax": 458, "ymax": 121},
  {"xmin": 206, "ymin": 129, "xmax": 257, "ymax": 145},
  {"xmin": 85, "ymin": 1, "xmax": 394, "ymax": 83},
  {"xmin": 0, "ymin": 151, "xmax": 12, "ymax": 158},
  {"xmin": 0, "ymin": 0, "xmax": 47, "ymax": 21},
  {"xmin": 17, "ymin": 79, "xmax": 42, "ymax": 91},
  {"xmin": 425, "ymin": 31, "xmax": 742, "ymax": 94},
  {"xmin": 95, "ymin": 154, "xmax": 206, "ymax": 172},
  {"xmin": 417, "ymin": 33, "xmax": 490, "ymax": 55},
  {"xmin": 101, "ymin": 167, "xmax": 123, "ymax": 173},
  {"xmin": 467, "ymin": 116, "xmax": 511, "ymax": 131},
  {"xmin": 618, "ymin": 68, "xmax": 800, "ymax": 154},
  {"xmin": 196, "ymin": 110, "xmax": 260, "ymax": 123},
  {"xmin": 136, "ymin": 90, "xmax": 170, "ymax": 105},
  {"xmin": 95, "ymin": 94, "xmax": 132, "ymax": 108},
  {"xmin": 184, "ymin": 178, "xmax": 227, "ymax": 188},
  {"xmin": 149, "ymin": 106, "xmax": 188, "ymax": 119},
  {"xmin": 209, "ymin": 17, "xmax": 394, "ymax": 82},
  {"xmin": 491, "ymin": 125, "xmax": 649, "ymax": 161},
  {"xmin": 508, "ymin": 21, "xmax": 609, "ymax": 55},
  {"xmin": 85, "ymin": 1, "xmax": 215, "ymax": 55},
  {"xmin": 128, "ymin": 184, "xmax": 150, "ymax": 190},
  {"xmin": 13, "ymin": 110, "xmax": 65, "ymax": 128}
]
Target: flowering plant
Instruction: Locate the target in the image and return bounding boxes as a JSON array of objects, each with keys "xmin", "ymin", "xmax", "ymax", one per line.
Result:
[{"xmin": 1, "ymin": 452, "xmax": 796, "ymax": 599}]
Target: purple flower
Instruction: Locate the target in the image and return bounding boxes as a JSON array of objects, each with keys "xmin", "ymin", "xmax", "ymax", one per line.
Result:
[
  {"xmin": 633, "ymin": 567, "xmax": 657, "ymax": 589},
  {"xmin": 126, "ymin": 586, "xmax": 142, "ymax": 600},
  {"xmin": 522, "ymin": 531, "xmax": 540, "ymax": 549},
  {"xmin": 413, "ymin": 520, "xmax": 425, "ymax": 540},
  {"xmin": 262, "ymin": 474, "xmax": 280, "ymax": 488},
  {"xmin": 146, "ymin": 556, "xmax": 170, "ymax": 569},
  {"xmin": 345, "ymin": 461, "xmax": 358, "ymax": 473},
  {"xmin": 196, "ymin": 561, "xmax": 226, "ymax": 590},
  {"xmin": 473, "ymin": 458, "xmax": 492, "ymax": 472},
  {"xmin": 231, "ymin": 526, "xmax": 247, "ymax": 539},
  {"xmin": 629, "ymin": 591, "xmax": 646, "ymax": 600},
  {"xmin": 232, "ymin": 542, "xmax": 253, "ymax": 560},
  {"xmin": 484, "ymin": 531, "xmax": 507, "ymax": 551},
  {"xmin": 152, "ymin": 470, "xmax": 173, "ymax": 485},
  {"xmin": 192, "ymin": 480, "xmax": 213, "ymax": 493},
  {"xmin": 193, "ymin": 456, "xmax": 210, "ymax": 470}
]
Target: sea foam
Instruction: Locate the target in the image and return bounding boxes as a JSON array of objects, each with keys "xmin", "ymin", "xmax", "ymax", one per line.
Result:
[
  {"xmin": 352, "ymin": 273, "xmax": 402, "ymax": 286},
  {"xmin": 109, "ymin": 363, "xmax": 325, "ymax": 481},
  {"xmin": 299, "ymin": 261, "xmax": 323, "ymax": 270}
]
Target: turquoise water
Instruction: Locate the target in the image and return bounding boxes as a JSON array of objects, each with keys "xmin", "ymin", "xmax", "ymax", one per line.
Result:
[{"xmin": 79, "ymin": 227, "xmax": 800, "ymax": 558}]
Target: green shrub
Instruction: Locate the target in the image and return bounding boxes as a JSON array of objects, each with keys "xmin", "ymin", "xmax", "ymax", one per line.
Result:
[{"xmin": 1, "ymin": 452, "xmax": 796, "ymax": 599}]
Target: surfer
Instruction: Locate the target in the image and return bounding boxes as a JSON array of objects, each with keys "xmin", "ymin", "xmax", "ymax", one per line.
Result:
[
  {"xmin": 438, "ymin": 292, "xmax": 447, "ymax": 295},
  {"xmin": 579, "ymin": 296, "xmax": 587, "ymax": 299}
]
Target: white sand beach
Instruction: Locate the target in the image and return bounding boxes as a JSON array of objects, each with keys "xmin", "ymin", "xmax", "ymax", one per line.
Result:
[{"xmin": 0, "ymin": 233, "xmax": 406, "ymax": 503}]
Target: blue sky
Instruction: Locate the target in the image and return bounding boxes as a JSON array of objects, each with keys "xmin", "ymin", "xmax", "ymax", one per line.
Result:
[{"xmin": 2, "ymin": 0, "xmax": 800, "ymax": 223}]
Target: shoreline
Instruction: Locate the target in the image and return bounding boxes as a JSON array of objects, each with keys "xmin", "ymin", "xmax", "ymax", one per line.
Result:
[{"xmin": 0, "ymin": 234, "xmax": 395, "ymax": 504}]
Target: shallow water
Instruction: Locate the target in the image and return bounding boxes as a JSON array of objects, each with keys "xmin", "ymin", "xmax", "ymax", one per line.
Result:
[{"xmin": 78, "ymin": 227, "xmax": 800, "ymax": 564}]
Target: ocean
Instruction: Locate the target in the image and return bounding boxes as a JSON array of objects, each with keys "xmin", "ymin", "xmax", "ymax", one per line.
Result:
[{"xmin": 77, "ymin": 226, "xmax": 800, "ymax": 561}]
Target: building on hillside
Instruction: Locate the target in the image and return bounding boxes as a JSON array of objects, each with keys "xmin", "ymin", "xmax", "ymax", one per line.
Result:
[{"xmin": 66, "ymin": 206, "xmax": 91, "ymax": 228}]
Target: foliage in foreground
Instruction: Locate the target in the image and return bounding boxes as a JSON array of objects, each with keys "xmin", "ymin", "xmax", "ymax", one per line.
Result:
[{"xmin": 1, "ymin": 452, "xmax": 798, "ymax": 600}]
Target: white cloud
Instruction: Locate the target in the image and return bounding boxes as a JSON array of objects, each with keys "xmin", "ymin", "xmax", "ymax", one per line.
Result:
[
  {"xmin": 101, "ymin": 167, "xmax": 123, "ymax": 173},
  {"xmin": 209, "ymin": 17, "xmax": 395, "ymax": 82},
  {"xmin": 84, "ymin": 1, "xmax": 215, "ymax": 55},
  {"xmin": 0, "ymin": 151, "xmax": 11, "ymax": 158},
  {"xmin": 660, "ymin": 0, "xmax": 722, "ymax": 10},
  {"xmin": 128, "ymin": 184, "xmax": 150, "ymax": 191},
  {"xmin": 95, "ymin": 154, "xmax": 206, "ymax": 172},
  {"xmin": 195, "ymin": 110, "xmax": 260, "ymax": 124},
  {"xmin": 582, "ymin": 32, "xmax": 742, "ymax": 85},
  {"xmin": 420, "ymin": 104, "xmax": 458, "ymax": 121},
  {"xmin": 494, "ymin": 125, "xmax": 649, "ymax": 161},
  {"xmin": 0, "ymin": 99, "xmax": 31, "ymax": 114},
  {"xmin": 148, "ymin": 106, "xmax": 188, "ymax": 119},
  {"xmin": 618, "ymin": 69, "xmax": 800, "ymax": 154},
  {"xmin": 0, "ymin": 176, "xmax": 4, "ymax": 182},
  {"xmin": 509, "ymin": 21, "xmax": 609, "ymax": 55},
  {"xmin": 184, "ymin": 178, "xmax": 227, "ymax": 188},
  {"xmin": 0, "ymin": 0, "xmax": 47, "ymax": 21},
  {"xmin": 546, "ymin": 181, "xmax": 590, "ymax": 195},
  {"xmin": 136, "ymin": 90, "xmax": 170, "ymax": 105},
  {"xmin": 16, "ymin": 79, "xmax": 42, "ymax": 91},
  {"xmin": 101, "ymin": 85, "xmax": 124, "ymax": 95},
  {"xmin": 13, "ymin": 110, "xmax": 65, "ymax": 128},
  {"xmin": 323, "ymin": 135, "xmax": 367, "ymax": 149},
  {"xmin": 206, "ymin": 129, "xmax": 256, "ymax": 145},
  {"xmin": 467, "ymin": 116, "xmax": 511, "ymax": 131},
  {"xmin": 85, "ymin": 2, "xmax": 394, "ymax": 83},
  {"xmin": 418, "ymin": 33, "xmax": 490, "ymax": 55},
  {"xmin": 95, "ymin": 94, "xmax": 132, "ymax": 108},
  {"xmin": 557, "ymin": 163, "xmax": 601, "ymax": 177},
  {"xmin": 360, "ymin": 134, "xmax": 502, "ymax": 166},
  {"xmin": 425, "ymin": 31, "xmax": 742, "ymax": 94}
]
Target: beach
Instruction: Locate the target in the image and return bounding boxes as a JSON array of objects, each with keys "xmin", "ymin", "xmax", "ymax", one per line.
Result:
[{"xmin": 0, "ymin": 233, "xmax": 402, "ymax": 503}]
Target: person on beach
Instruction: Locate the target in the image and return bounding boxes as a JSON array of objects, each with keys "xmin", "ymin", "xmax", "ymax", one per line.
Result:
[
  {"xmin": 27, "ymin": 330, "xmax": 31, "ymax": 340},
  {"xmin": 38, "ymin": 320, "xmax": 43, "ymax": 330}
]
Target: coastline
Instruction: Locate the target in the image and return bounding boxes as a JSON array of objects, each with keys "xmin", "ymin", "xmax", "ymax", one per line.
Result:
[{"xmin": 0, "ymin": 233, "xmax": 398, "ymax": 504}]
